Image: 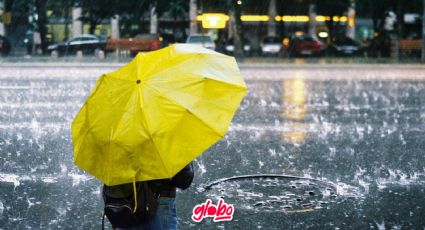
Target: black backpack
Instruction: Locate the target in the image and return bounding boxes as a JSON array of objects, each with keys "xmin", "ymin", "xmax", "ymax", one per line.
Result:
[{"xmin": 102, "ymin": 181, "xmax": 159, "ymax": 229}]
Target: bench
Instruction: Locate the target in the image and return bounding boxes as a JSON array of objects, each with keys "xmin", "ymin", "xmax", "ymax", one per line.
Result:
[{"xmin": 399, "ymin": 39, "xmax": 422, "ymax": 57}]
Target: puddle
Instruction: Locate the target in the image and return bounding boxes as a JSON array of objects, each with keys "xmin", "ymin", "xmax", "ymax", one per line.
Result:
[{"xmin": 199, "ymin": 174, "xmax": 364, "ymax": 213}]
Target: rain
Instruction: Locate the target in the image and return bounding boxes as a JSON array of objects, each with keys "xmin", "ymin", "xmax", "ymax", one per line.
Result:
[
  {"xmin": 1, "ymin": 64, "xmax": 425, "ymax": 229},
  {"xmin": 1, "ymin": 0, "xmax": 425, "ymax": 229}
]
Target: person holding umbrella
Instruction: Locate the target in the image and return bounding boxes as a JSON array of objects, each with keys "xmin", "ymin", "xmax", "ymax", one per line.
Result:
[
  {"xmin": 71, "ymin": 44, "xmax": 247, "ymax": 229},
  {"xmin": 103, "ymin": 163, "xmax": 194, "ymax": 229}
]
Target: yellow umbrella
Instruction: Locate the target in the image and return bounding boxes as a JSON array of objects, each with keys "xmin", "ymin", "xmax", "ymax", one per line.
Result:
[{"xmin": 71, "ymin": 44, "xmax": 247, "ymax": 186}]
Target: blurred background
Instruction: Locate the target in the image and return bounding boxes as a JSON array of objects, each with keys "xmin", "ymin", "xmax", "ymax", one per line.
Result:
[{"xmin": 0, "ymin": 0, "xmax": 424, "ymax": 62}]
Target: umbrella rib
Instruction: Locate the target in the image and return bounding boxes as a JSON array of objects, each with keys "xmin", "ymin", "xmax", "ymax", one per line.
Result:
[
  {"xmin": 138, "ymin": 87, "xmax": 172, "ymax": 178},
  {"xmin": 146, "ymin": 54, "xmax": 246, "ymax": 89},
  {"xmin": 144, "ymin": 85, "xmax": 225, "ymax": 138},
  {"xmin": 149, "ymin": 135, "xmax": 171, "ymax": 178},
  {"xmin": 141, "ymin": 53, "xmax": 196, "ymax": 81},
  {"xmin": 151, "ymin": 77, "xmax": 247, "ymax": 113},
  {"xmin": 148, "ymin": 73, "xmax": 247, "ymax": 91}
]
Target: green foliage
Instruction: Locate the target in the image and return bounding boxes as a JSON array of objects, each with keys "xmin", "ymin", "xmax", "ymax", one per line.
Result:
[{"xmin": 163, "ymin": 0, "xmax": 188, "ymax": 20}]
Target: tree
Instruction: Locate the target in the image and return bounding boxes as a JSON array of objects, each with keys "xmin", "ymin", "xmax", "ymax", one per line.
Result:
[
  {"xmin": 115, "ymin": 0, "xmax": 149, "ymax": 37},
  {"xmin": 163, "ymin": 0, "xmax": 188, "ymax": 35},
  {"xmin": 74, "ymin": 0, "xmax": 120, "ymax": 34},
  {"xmin": 116, "ymin": 0, "xmax": 169, "ymax": 37}
]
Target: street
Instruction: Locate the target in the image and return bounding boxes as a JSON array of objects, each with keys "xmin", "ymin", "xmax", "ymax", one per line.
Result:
[{"xmin": 0, "ymin": 63, "xmax": 425, "ymax": 229}]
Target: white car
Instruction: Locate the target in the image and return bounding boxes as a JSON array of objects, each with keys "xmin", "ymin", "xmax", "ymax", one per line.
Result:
[
  {"xmin": 225, "ymin": 38, "xmax": 252, "ymax": 55},
  {"xmin": 186, "ymin": 34, "xmax": 216, "ymax": 50},
  {"xmin": 260, "ymin": 36, "xmax": 282, "ymax": 55}
]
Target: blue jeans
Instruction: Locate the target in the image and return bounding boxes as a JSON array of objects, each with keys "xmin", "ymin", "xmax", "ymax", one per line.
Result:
[{"xmin": 115, "ymin": 197, "xmax": 177, "ymax": 230}]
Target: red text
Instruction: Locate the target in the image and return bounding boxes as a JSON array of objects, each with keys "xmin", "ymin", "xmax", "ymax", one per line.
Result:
[{"xmin": 192, "ymin": 198, "xmax": 234, "ymax": 222}]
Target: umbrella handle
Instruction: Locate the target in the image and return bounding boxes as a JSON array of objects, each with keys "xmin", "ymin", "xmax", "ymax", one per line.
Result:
[{"xmin": 132, "ymin": 176, "xmax": 138, "ymax": 214}]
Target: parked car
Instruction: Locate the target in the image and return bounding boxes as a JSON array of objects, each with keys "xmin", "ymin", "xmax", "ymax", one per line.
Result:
[
  {"xmin": 0, "ymin": 35, "xmax": 11, "ymax": 56},
  {"xmin": 105, "ymin": 33, "xmax": 163, "ymax": 56},
  {"xmin": 224, "ymin": 38, "xmax": 252, "ymax": 56},
  {"xmin": 330, "ymin": 37, "xmax": 361, "ymax": 56},
  {"xmin": 134, "ymin": 33, "xmax": 162, "ymax": 49},
  {"xmin": 260, "ymin": 36, "xmax": 282, "ymax": 56},
  {"xmin": 48, "ymin": 34, "xmax": 106, "ymax": 56},
  {"xmin": 186, "ymin": 34, "xmax": 215, "ymax": 50},
  {"xmin": 287, "ymin": 35, "xmax": 326, "ymax": 57}
]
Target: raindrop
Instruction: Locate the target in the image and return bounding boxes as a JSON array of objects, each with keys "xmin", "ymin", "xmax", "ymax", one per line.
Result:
[
  {"xmin": 0, "ymin": 200, "xmax": 3, "ymax": 216},
  {"xmin": 254, "ymin": 202, "xmax": 265, "ymax": 206},
  {"xmin": 301, "ymin": 203, "xmax": 313, "ymax": 207}
]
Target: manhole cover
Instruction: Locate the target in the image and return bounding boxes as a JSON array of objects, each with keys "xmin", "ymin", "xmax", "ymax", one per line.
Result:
[{"xmin": 200, "ymin": 174, "xmax": 361, "ymax": 213}]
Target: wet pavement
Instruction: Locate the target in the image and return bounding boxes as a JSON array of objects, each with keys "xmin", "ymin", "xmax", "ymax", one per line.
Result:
[{"xmin": 0, "ymin": 63, "xmax": 425, "ymax": 229}]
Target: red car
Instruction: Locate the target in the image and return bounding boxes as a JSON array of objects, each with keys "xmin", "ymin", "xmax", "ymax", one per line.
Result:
[{"xmin": 287, "ymin": 35, "xmax": 325, "ymax": 57}]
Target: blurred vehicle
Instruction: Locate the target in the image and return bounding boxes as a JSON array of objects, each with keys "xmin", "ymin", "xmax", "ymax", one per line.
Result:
[
  {"xmin": 186, "ymin": 34, "xmax": 216, "ymax": 50},
  {"xmin": 287, "ymin": 35, "xmax": 326, "ymax": 57},
  {"xmin": 224, "ymin": 38, "xmax": 252, "ymax": 56},
  {"xmin": 0, "ymin": 35, "xmax": 11, "ymax": 56},
  {"xmin": 330, "ymin": 37, "xmax": 361, "ymax": 56},
  {"xmin": 134, "ymin": 33, "xmax": 162, "ymax": 49},
  {"xmin": 105, "ymin": 33, "xmax": 162, "ymax": 56},
  {"xmin": 260, "ymin": 36, "xmax": 282, "ymax": 56},
  {"xmin": 47, "ymin": 34, "xmax": 106, "ymax": 56}
]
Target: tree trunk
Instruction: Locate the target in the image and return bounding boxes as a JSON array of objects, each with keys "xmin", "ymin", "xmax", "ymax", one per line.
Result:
[
  {"xmin": 89, "ymin": 24, "xmax": 95, "ymax": 35},
  {"xmin": 111, "ymin": 15, "xmax": 120, "ymax": 38},
  {"xmin": 189, "ymin": 0, "xmax": 198, "ymax": 34},
  {"xmin": 35, "ymin": 0, "xmax": 47, "ymax": 54},
  {"xmin": 267, "ymin": 0, "xmax": 277, "ymax": 37},
  {"xmin": 72, "ymin": 7, "xmax": 83, "ymax": 37},
  {"xmin": 150, "ymin": 3, "xmax": 158, "ymax": 34},
  {"xmin": 89, "ymin": 15, "xmax": 97, "ymax": 35},
  {"xmin": 326, "ymin": 16, "xmax": 335, "ymax": 45},
  {"xmin": 64, "ymin": 0, "xmax": 70, "ymax": 40},
  {"xmin": 346, "ymin": 0, "xmax": 356, "ymax": 39},
  {"xmin": 396, "ymin": 0, "xmax": 403, "ymax": 59},
  {"xmin": 229, "ymin": 0, "xmax": 243, "ymax": 58},
  {"xmin": 308, "ymin": 4, "xmax": 317, "ymax": 36}
]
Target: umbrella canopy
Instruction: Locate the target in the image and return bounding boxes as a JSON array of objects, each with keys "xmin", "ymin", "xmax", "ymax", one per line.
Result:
[{"xmin": 71, "ymin": 44, "xmax": 247, "ymax": 186}]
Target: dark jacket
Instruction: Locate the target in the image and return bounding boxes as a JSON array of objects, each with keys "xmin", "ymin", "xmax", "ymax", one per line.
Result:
[
  {"xmin": 104, "ymin": 163, "xmax": 194, "ymax": 198},
  {"xmin": 149, "ymin": 163, "xmax": 194, "ymax": 197}
]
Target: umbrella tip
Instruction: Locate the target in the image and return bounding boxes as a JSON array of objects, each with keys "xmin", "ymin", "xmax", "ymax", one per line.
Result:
[{"xmin": 136, "ymin": 80, "xmax": 141, "ymax": 84}]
